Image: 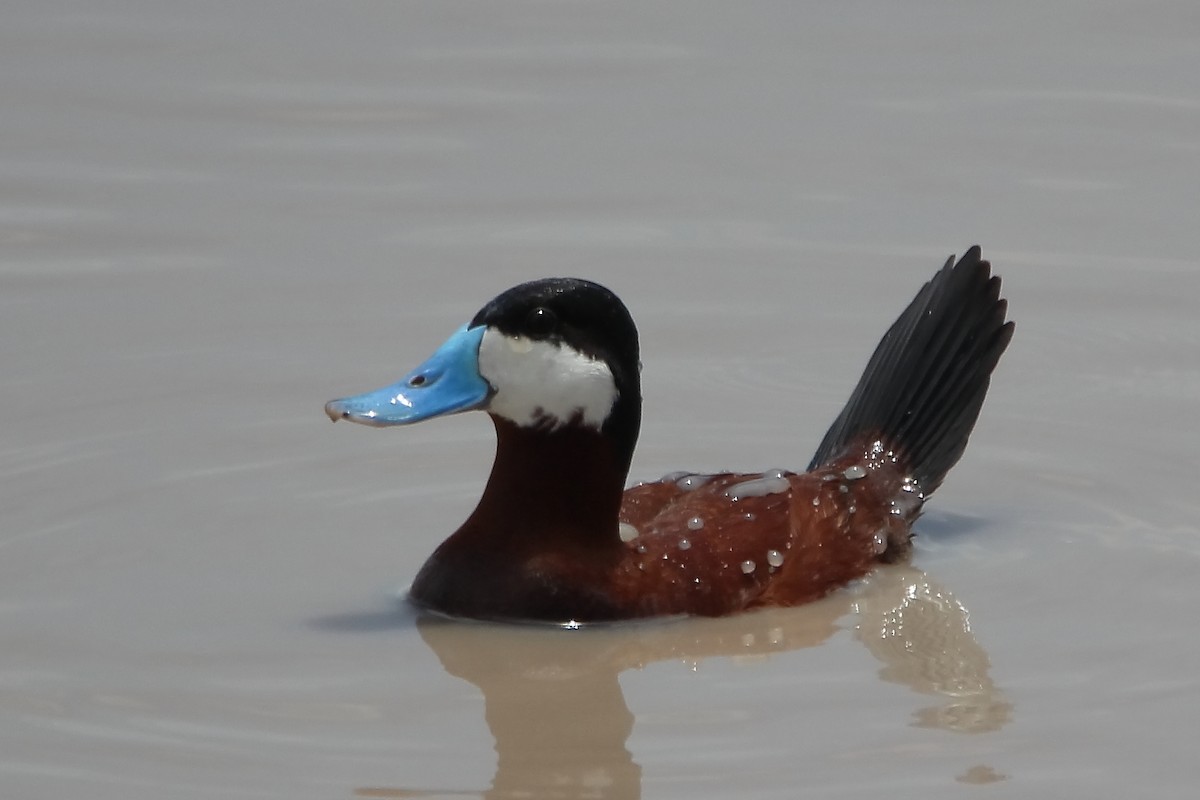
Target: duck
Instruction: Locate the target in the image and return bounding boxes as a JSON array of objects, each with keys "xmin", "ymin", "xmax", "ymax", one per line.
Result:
[{"xmin": 325, "ymin": 246, "xmax": 1014, "ymax": 623}]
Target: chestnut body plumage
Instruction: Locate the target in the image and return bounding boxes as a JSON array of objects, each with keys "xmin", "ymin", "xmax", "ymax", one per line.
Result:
[{"xmin": 327, "ymin": 246, "xmax": 1014, "ymax": 623}]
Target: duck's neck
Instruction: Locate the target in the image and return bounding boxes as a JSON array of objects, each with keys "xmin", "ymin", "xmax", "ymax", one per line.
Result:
[{"xmin": 465, "ymin": 415, "xmax": 629, "ymax": 548}]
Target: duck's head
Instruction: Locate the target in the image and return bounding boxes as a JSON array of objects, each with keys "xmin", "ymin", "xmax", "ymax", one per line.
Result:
[{"xmin": 325, "ymin": 277, "xmax": 642, "ymax": 469}]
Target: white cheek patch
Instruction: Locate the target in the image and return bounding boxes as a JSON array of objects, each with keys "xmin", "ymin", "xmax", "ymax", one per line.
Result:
[{"xmin": 477, "ymin": 328, "xmax": 618, "ymax": 430}]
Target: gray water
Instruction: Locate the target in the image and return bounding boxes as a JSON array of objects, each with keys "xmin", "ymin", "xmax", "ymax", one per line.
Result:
[{"xmin": 3, "ymin": 2, "xmax": 1199, "ymax": 798}]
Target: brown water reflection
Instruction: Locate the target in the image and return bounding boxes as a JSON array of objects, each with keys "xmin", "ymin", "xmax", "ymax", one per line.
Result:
[{"xmin": 356, "ymin": 566, "xmax": 1009, "ymax": 799}]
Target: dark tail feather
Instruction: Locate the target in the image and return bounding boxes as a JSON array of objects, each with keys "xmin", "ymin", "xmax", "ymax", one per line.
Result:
[{"xmin": 807, "ymin": 246, "xmax": 1014, "ymax": 495}]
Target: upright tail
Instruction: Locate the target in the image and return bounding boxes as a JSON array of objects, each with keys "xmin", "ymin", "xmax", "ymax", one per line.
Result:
[{"xmin": 808, "ymin": 246, "xmax": 1014, "ymax": 496}]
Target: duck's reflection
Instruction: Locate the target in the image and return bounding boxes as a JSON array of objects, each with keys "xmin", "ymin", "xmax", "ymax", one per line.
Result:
[
  {"xmin": 356, "ymin": 566, "xmax": 1009, "ymax": 799},
  {"xmin": 850, "ymin": 569, "xmax": 1012, "ymax": 734}
]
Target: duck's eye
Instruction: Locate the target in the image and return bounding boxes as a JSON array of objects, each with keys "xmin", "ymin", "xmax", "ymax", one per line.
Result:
[{"xmin": 525, "ymin": 306, "xmax": 558, "ymax": 336}]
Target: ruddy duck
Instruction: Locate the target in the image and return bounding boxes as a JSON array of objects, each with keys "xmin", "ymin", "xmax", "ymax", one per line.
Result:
[{"xmin": 326, "ymin": 246, "xmax": 1013, "ymax": 622}]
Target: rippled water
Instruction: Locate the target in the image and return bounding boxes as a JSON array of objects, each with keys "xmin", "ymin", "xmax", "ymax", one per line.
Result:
[{"xmin": 3, "ymin": 2, "xmax": 1199, "ymax": 798}]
